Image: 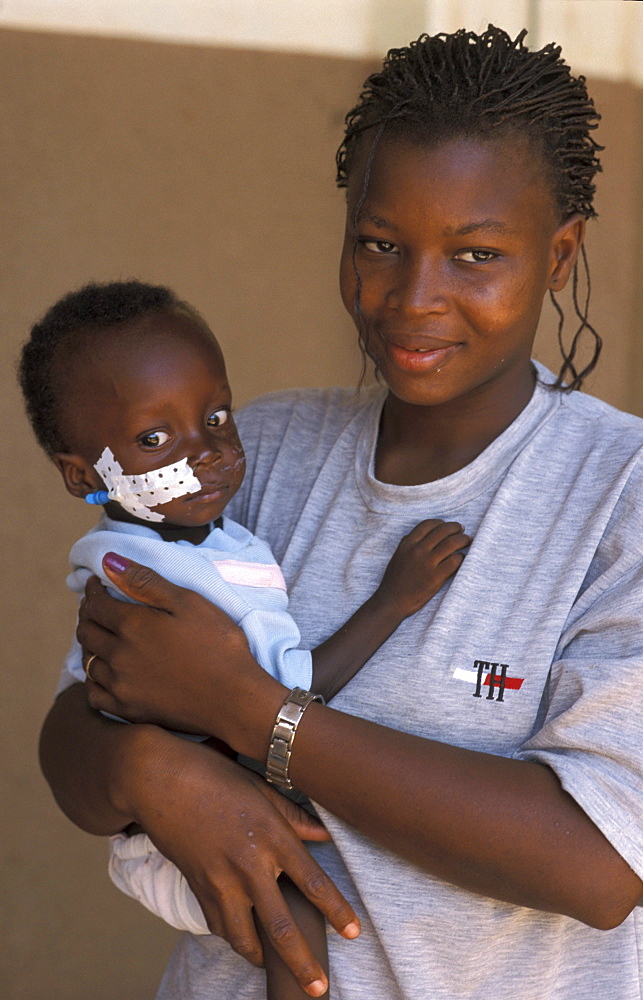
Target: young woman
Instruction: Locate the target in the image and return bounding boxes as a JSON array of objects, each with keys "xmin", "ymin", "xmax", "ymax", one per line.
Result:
[{"xmin": 40, "ymin": 26, "xmax": 643, "ymax": 1000}]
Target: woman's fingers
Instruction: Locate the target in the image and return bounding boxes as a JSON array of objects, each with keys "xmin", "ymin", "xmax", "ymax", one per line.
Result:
[
  {"xmin": 76, "ymin": 560, "xmax": 273, "ymax": 741},
  {"xmin": 250, "ymin": 772, "xmax": 331, "ymax": 843},
  {"xmin": 80, "ymin": 574, "xmax": 130, "ymax": 635},
  {"xmin": 187, "ymin": 866, "xmax": 265, "ymax": 966},
  {"xmin": 252, "ymin": 890, "xmax": 329, "ymax": 996},
  {"xmin": 101, "ymin": 551, "xmax": 187, "ymax": 612},
  {"xmin": 80, "ymin": 556, "xmax": 191, "ymax": 640},
  {"xmin": 283, "ymin": 850, "xmax": 360, "ymax": 939},
  {"xmin": 130, "ymin": 742, "xmax": 358, "ymax": 993},
  {"xmin": 239, "ymin": 771, "xmax": 360, "ymax": 938},
  {"xmin": 78, "ymin": 578, "xmax": 119, "ymax": 641},
  {"xmin": 194, "ymin": 864, "xmax": 331, "ymax": 996}
]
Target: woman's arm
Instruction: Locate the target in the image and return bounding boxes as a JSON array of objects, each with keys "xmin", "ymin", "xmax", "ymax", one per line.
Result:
[
  {"xmin": 288, "ymin": 704, "xmax": 642, "ymax": 930},
  {"xmin": 39, "ymin": 682, "xmax": 359, "ymax": 998},
  {"xmin": 40, "ymin": 682, "xmax": 148, "ymax": 833},
  {"xmin": 79, "ymin": 557, "xmax": 643, "ymax": 933}
]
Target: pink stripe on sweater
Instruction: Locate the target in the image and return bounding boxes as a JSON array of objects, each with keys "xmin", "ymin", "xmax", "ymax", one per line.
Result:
[{"xmin": 213, "ymin": 559, "xmax": 287, "ymax": 590}]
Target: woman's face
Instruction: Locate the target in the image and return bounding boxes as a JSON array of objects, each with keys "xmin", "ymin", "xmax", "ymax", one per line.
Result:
[{"xmin": 339, "ymin": 136, "xmax": 584, "ymax": 414}]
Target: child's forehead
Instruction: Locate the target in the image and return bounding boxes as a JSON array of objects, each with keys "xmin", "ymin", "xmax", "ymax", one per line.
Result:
[
  {"xmin": 55, "ymin": 310, "xmax": 229, "ymax": 427},
  {"xmin": 79, "ymin": 310, "xmax": 225, "ymax": 373}
]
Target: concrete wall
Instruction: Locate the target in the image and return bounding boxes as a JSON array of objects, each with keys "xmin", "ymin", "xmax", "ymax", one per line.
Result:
[{"xmin": 2, "ymin": 23, "xmax": 642, "ymax": 1000}]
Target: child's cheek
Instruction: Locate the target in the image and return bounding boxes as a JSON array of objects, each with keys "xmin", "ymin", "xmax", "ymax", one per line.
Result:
[{"xmin": 226, "ymin": 441, "xmax": 246, "ymax": 489}]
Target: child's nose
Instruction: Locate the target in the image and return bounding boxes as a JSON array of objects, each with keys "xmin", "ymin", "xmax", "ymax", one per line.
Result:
[{"xmin": 190, "ymin": 437, "xmax": 223, "ymax": 468}]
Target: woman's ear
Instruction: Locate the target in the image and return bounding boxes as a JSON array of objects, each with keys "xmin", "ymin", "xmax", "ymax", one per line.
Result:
[
  {"xmin": 52, "ymin": 453, "xmax": 102, "ymax": 499},
  {"xmin": 549, "ymin": 214, "xmax": 586, "ymax": 292}
]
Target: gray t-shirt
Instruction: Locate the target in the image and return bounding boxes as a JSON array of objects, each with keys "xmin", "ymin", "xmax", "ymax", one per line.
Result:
[{"xmin": 158, "ymin": 368, "xmax": 643, "ymax": 1000}]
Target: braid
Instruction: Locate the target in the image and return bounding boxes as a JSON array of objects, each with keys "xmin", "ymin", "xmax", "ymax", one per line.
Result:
[
  {"xmin": 550, "ymin": 244, "xmax": 602, "ymax": 391},
  {"xmin": 336, "ymin": 26, "xmax": 603, "ymax": 389}
]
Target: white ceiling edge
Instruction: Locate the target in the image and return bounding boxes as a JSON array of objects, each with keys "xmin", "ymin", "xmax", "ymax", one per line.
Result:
[{"xmin": 0, "ymin": 0, "xmax": 641, "ymax": 84}]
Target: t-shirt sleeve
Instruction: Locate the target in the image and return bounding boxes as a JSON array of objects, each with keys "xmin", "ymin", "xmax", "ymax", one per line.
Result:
[{"xmin": 514, "ymin": 493, "xmax": 643, "ymax": 881}]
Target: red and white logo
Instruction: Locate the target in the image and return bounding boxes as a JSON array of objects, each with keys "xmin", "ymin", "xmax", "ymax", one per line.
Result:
[{"xmin": 453, "ymin": 660, "xmax": 524, "ymax": 702}]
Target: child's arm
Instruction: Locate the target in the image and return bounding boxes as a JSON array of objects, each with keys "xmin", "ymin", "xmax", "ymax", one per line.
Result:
[
  {"xmin": 312, "ymin": 519, "xmax": 469, "ymax": 701},
  {"xmin": 255, "ymin": 875, "xmax": 329, "ymax": 1000}
]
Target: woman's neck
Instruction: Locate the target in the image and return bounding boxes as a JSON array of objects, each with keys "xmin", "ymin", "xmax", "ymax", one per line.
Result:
[{"xmin": 375, "ymin": 369, "xmax": 537, "ymax": 486}]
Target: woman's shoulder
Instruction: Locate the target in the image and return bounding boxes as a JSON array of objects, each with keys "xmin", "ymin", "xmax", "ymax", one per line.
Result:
[
  {"xmin": 556, "ymin": 387, "xmax": 643, "ymax": 462},
  {"xmin": 548, "ymin": 390, "xmax": 643, "ymax": 527},
  {"xmin": 535, "ymin": 364, "xmax": 643, "ymax": 451},
  {"xmin": 560, "ymin": 385, "xmax": 643, "ymax": 429}
]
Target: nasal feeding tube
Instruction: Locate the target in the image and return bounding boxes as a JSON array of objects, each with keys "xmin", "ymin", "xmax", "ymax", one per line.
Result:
[{"xmin": 85, "ymin": 446, "xmax": 201, "ymax": 521}]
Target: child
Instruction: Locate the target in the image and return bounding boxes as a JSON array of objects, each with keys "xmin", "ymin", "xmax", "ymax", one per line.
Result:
[{"xmin": 19, "ymin": 279, "xmax": 468, "ymax": 999}]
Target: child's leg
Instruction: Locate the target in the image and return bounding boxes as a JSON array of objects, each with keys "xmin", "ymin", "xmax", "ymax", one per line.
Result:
[{"xmin": 255, "ymin": 874, "xmax": 330, "ymax": 1000}]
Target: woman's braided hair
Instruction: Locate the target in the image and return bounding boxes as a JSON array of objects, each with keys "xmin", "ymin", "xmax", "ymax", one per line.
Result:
[{"xmin": 336, "ymin": 25, "xmax": 603, "ymax": 390}]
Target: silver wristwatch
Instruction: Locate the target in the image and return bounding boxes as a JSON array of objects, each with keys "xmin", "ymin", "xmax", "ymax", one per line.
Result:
[{"xmin": 265, "ymin": 687, "xmax": 325, "ymax": 790}]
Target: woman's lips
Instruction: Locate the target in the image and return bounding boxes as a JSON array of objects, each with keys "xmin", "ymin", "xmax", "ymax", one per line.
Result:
[{"xmin": 384, "ymin": 339, "xmax": 461, "ymax": 373}]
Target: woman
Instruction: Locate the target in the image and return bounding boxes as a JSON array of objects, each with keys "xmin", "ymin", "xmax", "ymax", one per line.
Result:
[{"xmin": 41, "ymin": 26, "xmax": 643, "ymax": 1000}]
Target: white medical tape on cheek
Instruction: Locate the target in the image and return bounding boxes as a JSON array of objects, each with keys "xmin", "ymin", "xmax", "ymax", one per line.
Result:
[{"xmin": 94, "ymin": 446, "xmax": 201, "ymax": 522}]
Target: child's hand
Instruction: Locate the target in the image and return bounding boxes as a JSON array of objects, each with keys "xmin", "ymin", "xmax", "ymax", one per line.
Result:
[{"xmin": 376, "ymin": 519, "xmax": 470, "ymax": 618}]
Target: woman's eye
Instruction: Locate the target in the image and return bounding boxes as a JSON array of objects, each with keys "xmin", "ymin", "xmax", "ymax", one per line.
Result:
[
  {"xmin": 207, "ymin": 409, "xmax": 229, "ymax": 428},
  {"xmin": 360, "ymin": 238, "xmax": 398, "ymax": 255},
  {"xmin": 455, "ymin": 249, "xmax": 497, "ymax": 263},
  {"xmin": 139, "ymin": 430, "xmax": 170, "ymax": 448}
]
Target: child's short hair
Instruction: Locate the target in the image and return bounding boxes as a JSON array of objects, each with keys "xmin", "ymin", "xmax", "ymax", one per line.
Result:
[
  {"xmin": 336, "ymin": 25, "xmax": 602, "ymax": 222},
  {"xmin": 18, "ymin": 280, "xmax": 198, "ymax": 458}
]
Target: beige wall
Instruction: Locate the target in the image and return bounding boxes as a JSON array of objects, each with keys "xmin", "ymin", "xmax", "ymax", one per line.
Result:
[{"xmin": 2, "ymin": 26, "xmax": 642, "ymax": 999}]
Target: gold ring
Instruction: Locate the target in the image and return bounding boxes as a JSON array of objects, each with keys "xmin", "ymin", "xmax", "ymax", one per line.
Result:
[{"xmin": 85, "ymin": 653, "xmax": 98, "ymax": 681}]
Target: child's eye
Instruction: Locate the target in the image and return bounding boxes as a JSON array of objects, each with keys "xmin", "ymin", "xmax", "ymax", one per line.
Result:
[
  {"xmin": 359, "ymin": 238, "xmax": 398, "ymax": 255},
  {"xmin": 139, "ymin": 430, "xmax": 170, "ymax": 448},
  {"xmin": 454, "ymin": 249, "xmax": 498, "ymax": 263},
  {"xmin": 207, "ymin": 409, "xmax": 229, "ymax": 428}
]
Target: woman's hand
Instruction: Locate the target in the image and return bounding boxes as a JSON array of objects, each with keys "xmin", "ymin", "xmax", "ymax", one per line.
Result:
[
  {"xmin": 125, "ymin": 733, "xmax": 358, "ymax": 997},
  {"xmin": 77, "ymin": 553, "xmax": 286, "ymax": 756},
  {"xmin": 40, "ymin": 685, "xmax": 359, "ymax": 998}
]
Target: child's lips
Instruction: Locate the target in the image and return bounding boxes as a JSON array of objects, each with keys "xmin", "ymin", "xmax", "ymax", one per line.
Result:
[{"xmin": 189, "ymin": 482, "xmax": 230, "ymax": 502}]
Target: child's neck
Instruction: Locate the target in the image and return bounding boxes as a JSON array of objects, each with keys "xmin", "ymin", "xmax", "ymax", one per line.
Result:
[
  {"xmin": 150, "ymin": 520, "xmax": 219, "ymax": 545},
  {"xmin": 104, "ymin": 501, "xmax": 221, "ymax": 545}
]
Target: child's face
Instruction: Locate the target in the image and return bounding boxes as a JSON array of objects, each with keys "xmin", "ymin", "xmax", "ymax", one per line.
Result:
[
  {"xmin": 56, "ymin": 311, "xmax": 245, "ymax": 531},
  {"xmin": 339, "ymin": 135, "xmax": 584, "ymax": 414}
]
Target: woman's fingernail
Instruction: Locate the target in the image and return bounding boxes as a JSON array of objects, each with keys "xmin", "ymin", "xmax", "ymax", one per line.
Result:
[
  {"xmin": 308, "ymin": 980, "xmax": 327, "ymax": 997},
  {"xmin": 103, "ymin": 552, "xmax": 130, "ymax": 573},
  {"xmin": 343, "ymin": 920, "xmax": 360, "ymax": 938}
]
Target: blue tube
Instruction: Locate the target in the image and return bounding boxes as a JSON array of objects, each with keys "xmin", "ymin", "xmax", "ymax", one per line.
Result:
[{"xmin": 85, "ymin": 490, "xmax": 109, "ymax": 505}]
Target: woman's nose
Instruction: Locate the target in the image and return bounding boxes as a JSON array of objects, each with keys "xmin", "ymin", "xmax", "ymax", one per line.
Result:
[{"xmin": 386, "ymin": 257, "xmax": 447, "ymax": 316}]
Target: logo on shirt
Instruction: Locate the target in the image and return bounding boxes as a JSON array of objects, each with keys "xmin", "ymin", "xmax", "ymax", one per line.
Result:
[{"xmin": 453, "ymin": 660, "xmax": 524, "ymax": 701}]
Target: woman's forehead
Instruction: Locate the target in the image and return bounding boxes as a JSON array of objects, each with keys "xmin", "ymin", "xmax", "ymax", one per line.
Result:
[{"xmin": 347, "ymin": 135, "xmax": 558, "ymax": 230}]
